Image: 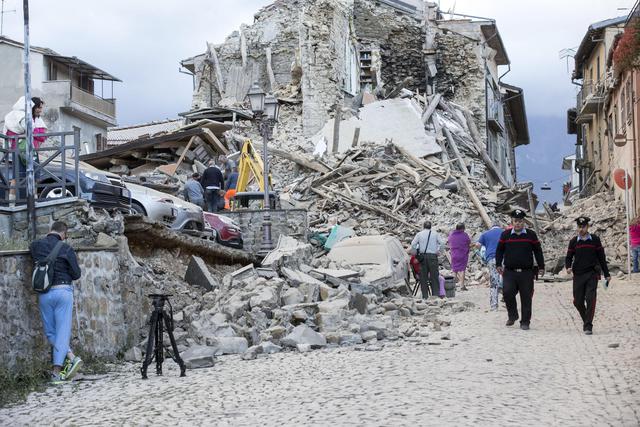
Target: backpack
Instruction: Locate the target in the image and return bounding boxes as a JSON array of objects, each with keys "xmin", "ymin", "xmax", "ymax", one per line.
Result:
[{"xmin": 32, "ymin": 240, "xmax": 64, "ymax": 293}]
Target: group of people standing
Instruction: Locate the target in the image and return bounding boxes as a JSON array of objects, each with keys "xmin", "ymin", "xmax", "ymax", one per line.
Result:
[
  {"xmin": 410, "ymin": 208, "xmax": 611, "ymax": 335},
  {"xmin": 183, "ymin": 155, "xmax": 238, "ymax": 212}
]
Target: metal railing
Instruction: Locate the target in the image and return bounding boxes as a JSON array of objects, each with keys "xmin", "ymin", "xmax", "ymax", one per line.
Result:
[
  {"xmin": 70, "ymin": 85, "xmax": 116, "ymax": 118},
  {"xmin": 0, "ymin": 129, "xmax": 80, "ymax": 207},
  {"xmin": 576, "ymin": 80, "xmax": 605, "ymax": 110}
]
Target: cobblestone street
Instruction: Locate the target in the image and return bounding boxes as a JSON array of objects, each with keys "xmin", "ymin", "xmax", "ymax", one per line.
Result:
[{"xmin": 2, "ymin": 278, "xmax": 639, "ymax": 426}]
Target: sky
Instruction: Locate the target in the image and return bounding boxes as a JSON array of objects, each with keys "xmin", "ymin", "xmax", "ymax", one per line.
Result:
[{"xmin": 0, "ymin": 0, "xmax": 634, "ymax": 202}]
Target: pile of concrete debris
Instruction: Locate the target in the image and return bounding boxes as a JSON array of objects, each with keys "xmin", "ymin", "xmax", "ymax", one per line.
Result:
[
  {"xmin": 540, "ymin": 192, "xmax": 628, "ymax": 274},
  {"xmin": 125, "ymin": 238, "xmax": 473, "ymax": 368}
]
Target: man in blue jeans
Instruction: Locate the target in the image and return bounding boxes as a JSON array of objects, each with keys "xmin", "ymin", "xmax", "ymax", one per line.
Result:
[{"xmin": 30, "ymin": 221, "xmax": 83, "ymax": 384}]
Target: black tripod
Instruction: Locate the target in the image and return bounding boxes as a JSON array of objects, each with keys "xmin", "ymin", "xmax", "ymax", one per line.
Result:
[{"xmin": 141, "ymin": 294, "xmax": 186, "ymax": 379}]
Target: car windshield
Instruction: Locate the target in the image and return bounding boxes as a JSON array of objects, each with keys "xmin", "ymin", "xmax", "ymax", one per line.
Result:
[{"xmin": 330, "ymin": 244, "xmax": 388, "ymax": 265}]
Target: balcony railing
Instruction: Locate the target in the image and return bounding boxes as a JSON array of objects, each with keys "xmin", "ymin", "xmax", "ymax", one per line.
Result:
[
  {"xmin": 42, "ymin": 80, "xmax": 116, "ymax": 120},
  {"xmin": 577, "ymin": 80, "xmax": 605, "ymax": 115}
]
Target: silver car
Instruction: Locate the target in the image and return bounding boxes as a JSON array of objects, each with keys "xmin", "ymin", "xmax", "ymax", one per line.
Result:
[
  {"xmin": 125, "ymin": 182, "xmax": 205, "ymax": 231},
  {"xmin": 125, "ymin": 182, "xmax": 177, "ymax": 227}
]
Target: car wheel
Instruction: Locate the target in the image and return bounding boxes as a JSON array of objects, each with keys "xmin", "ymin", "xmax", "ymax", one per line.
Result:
[
  {"xmin": 41, "ymin": 184, "xmax": 75, "ymax": 199},
  {"xmin": 131, "ymin": 201, "xmax": 147, "ymax": 216}
]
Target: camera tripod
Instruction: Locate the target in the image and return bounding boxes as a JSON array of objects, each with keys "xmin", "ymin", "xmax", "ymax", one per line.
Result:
[{"xmin": 141, "ymin": 294, "xmax": 186, "ymax": 379}]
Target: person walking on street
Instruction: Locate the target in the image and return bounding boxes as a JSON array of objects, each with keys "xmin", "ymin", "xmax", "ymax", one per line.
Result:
[
  {"xmin": 476, "ymin": 222, "xmax": 504, "ymax": 311},
  {"xmin": 200, "ymin": 160, "xmax": 225, "ymax": 212},
  {"xmin": 565, "ymin": 216, "xmax": 610, "ymax": 335},
  {"xmin": 448, "ymin": 223, "xmax": 471, "ymax": 291},
  {"xmin": 495, "ymin": 209, "xmax": 545, "ymax": 330},
  {"xmin": 409, "ymin": 220, "xmax": 443, "ymax": 299},
  {"xmin": 29, "ymin": 221, "xmax": 83, "ymax": 384},
  {"xmin": 629, "ymin": 214, "xmax": 640, "ymax": 273},
  {"xmin": 183, "ymin": 172, "xmax": 205, "ymax": 209}
]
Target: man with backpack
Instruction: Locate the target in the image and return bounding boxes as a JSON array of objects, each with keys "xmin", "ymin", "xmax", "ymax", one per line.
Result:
[{"xmin": 30, "ymin": 221, "xmax": 83, "ymax": 384}]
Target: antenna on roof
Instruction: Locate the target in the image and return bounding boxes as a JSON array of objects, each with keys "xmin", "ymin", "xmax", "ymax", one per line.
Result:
[
  {"xmin": 559, "ymin": 47, "xmax": 577, "ymax": 73},
  {"xmin": 0, "ymin": 0, "xmax": 16, "ymax": 36}
]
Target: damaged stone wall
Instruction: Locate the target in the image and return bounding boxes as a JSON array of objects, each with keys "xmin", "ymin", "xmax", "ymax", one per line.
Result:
[
  {"xmin": 0, "ymin": 241, "xmax": 149, "ymax": 369},
  {"xmin": 354, "ymin": 0, "xmax": 426, "ymax": 94},
  {"xmin": 300, "ymin": 0, "xmax": 354, "ymax": 136},
  {"xmin": 434, "ymin": 24, "xmax": 488, "ymax": 140}
]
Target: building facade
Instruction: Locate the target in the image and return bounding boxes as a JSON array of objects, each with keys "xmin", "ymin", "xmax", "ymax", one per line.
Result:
[
  {"xmin": 0, "ymin": 36, "xmax": 120, "ymax": 154},
  {"xmin": 567, "ymin": 10, "xmax": 640, "ymax": 214}
]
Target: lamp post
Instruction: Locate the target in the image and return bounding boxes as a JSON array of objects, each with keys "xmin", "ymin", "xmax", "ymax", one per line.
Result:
[{"xmin": 247, "ymin": 82, "xmax": 280, "ymax": 254}]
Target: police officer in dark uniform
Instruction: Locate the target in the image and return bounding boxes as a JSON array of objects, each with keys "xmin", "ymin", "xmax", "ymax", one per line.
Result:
[
  {"xmin": 565, "ymin": 216, "xmax": 610, "ymax": 335},
  {"xmin": 495, "ymin": 209, "xmax": 545, "ymax": 330}
]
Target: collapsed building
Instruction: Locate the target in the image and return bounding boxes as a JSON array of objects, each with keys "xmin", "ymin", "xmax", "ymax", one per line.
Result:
[{"xmin": 180, "ymin": 0, "xmax": 530, "ymax": 186}]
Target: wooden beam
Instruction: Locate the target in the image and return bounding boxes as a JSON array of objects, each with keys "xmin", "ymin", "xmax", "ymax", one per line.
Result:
[
  {"xmin": 442, "ymin": 126, "xmax": 469, "ymax": 176},
  {"xmin": 268, "ymin": 146, "xmax": 331, "ymax": 174},
  {"xmin": 462, "ymin": 109, "xmax": 509, "ymax": 188},
  {"xmin": 421, "ymin": 93, "xmax": 441, "ymax": 125},
  {"xmin": 332, "ymin": 105, "xmax": 342, "ymax": 154},
  {"xmin": 459, "ymin": 176, "xmax": 492, "ymax": 228},
  {"xmin": 527, "ymin": 187, "xmax": 541, "ymax": 235},
  {"xmin": 351, "ymin": 127, "xmax": 361, "ymax": 148},
  {"xmin": 393, "ymin": 143, "xmax": 446, "ymax": 178},
  {"xmin": 200, "ymin": 128, "xmax": 229, "ymax": 154}
]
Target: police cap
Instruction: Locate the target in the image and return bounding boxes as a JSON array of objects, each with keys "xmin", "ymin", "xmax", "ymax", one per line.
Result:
[
  {"xmin": 575, "ymin": 216, "xmax": 590, "ymax": 226},
  {"xmin": 511, "ymin": 209, "xmax": 526, "ymax": 219}
]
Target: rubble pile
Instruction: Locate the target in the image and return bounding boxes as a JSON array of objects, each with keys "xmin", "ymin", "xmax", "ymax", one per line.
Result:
[
  {"xmin": 125, "ymin": 240, "xmax": 474, "ymax": 367},
  {"xmin": 540, "ymin": 192, "xmax": 628, "ymax": 273}
]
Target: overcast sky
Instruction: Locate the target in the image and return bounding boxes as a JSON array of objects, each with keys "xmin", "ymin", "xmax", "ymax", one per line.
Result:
[{"xmin": 1, "ymin": 0, "xmax": 633, "ymax": 200}]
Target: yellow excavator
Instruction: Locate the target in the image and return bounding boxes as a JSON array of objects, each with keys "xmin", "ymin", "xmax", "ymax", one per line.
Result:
[{"xmin": 227, "ymin": 139, "xmax": 276, "ymax": 210}]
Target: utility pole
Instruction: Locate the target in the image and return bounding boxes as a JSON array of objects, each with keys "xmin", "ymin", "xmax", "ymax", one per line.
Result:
[
  {"xmin": 1, "ymin": 0, "xmax": 16, "ymax": 36},
  {"xmin": 23, "ymin": 0, "xmax": 36, "ymax": 239}
]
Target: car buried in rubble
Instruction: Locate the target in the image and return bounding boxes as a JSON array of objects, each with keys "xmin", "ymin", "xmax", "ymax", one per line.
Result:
[{"xmin": 327, "ymin": 235, "xmax": 410, "ymax": 289}]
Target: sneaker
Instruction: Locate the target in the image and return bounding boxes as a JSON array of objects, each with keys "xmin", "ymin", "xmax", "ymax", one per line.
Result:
[
  {"xmin": 61, "ymin": 356, "xmax": 83, "ymax": 380},
  {"xmin": 505, "ymin": 318, "xmax": 516, "ymax": 326},
  {"xmin": 50, "ymin": 373, "xmax": 66, "ymax": 385}
]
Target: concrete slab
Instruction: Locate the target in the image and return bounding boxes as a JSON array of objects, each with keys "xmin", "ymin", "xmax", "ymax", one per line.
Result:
[
  {"xmin": 184, "ymin": 255, "xmax": 219, "ymax": 292},
  {"xmin": 312, "ymin": 98, "xmax": 442, "ymax": 157}
]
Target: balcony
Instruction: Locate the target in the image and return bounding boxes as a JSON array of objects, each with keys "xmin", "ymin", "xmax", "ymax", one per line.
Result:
[
  {"xmin": 576, "ymin": 80, "xmax": 605, "ymax": 116},
  {"xmin": 42, "ymin": 80, "xmax": 117, "ymax": 126}
]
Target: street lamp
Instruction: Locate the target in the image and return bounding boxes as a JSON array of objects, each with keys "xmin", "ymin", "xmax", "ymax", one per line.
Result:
[{"xmin": 247, "ymin": 82, "xmax": 280, "ymax": 254}]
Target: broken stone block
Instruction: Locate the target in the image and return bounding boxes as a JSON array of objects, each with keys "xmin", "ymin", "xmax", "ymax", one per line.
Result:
[
  {"xmin": 124, "ymin": 347, "xmax": 142, "ymax": 362},
  {"xmin": 182, "ymin": 345, "xmax": 216, "ymax": 369},
  {"xmin": 230, "ymin": 264, "xmax": 259, "ymax": 283},
  {"xmin": 282, "ymin": 288, "xmax": 305, "ymax": 306},
  {"xmin": 298, "ymin": 282, "xmax": 320, "ymax": 303},
  {"xmin": 207, "ymin": 337, "xmax": 249, "ymax": 355},
  {"xmin": 339, "ymin": 333, "xmax": 363, "ymax": 346},
  {"xmin": 260, "ymin": 341, "xmax": 282, "ymax": 354},
  {"xmin": 184, "ymin": 255, "xmax": 219, "ymax": 292},
  {"xmin": 319, "ymin": 283, "xmax": 339, "ymax": 301},
  {"xmin": 324, "ymin": 332, "xmax": 341, "ymax": 344},
  {"xmin": 242, "ymin": 345, "xmax": 263, "ymax": 361},
  {"xmin": 250, "ymin": 287, "xmax": 278, "ymax": 309},
  {"xmin": 281, "ymin": 267, "xmax": 325, "ymax": 287},
  {"xmin": 95, "ymin": 232, "xmax": 118, "ymax": 248},
  {"xmin": 351, "ymin": 293, "xmax": 368, "ymax": 314},
  {"xmin": 318, "ymin": 297, "xmax": 349, "ymax": 314},
  {"xmin": 296, "ymin": 343, "xmax": 312, "ymax": 353},
  {"xmin": 281, "ymin": 324, "xmax": 327, "ymax": 349},
  {"xmin": 292, "ymin": 310, "xmax": 308, "ymax": 321},
  {"xmin": 315, "ymin": 312, "xmax": 342, "ymax": 333},
  {"xmin": 361, "ymin": 330, "xmax": 378, "ymax": 342}
]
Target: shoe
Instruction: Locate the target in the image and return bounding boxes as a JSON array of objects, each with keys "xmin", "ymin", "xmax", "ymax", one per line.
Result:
[
  {"xmin": 50, "ymin": 373, "xmax": 66, "ymax": 385},
  {"xmin": 505, "ymin": 318, "xmax": 516, "ymax": 326},
  {"xmin": 490, "ymin": 307, "xmax": 498, "ymax": 312},
  {"xmin": 461, "ymin": 286, "xmax": 468, "ymax": 291},
  {"xmin": 520, "ymin": 323, "xmax": 530, "ymax": 330},
  {"xmin": 61, "ymin": 356, "xmax": 83, "ymax": 381},
  {"xmin": 585, "ymin": 329, "xmax": 593, "ymax": 335}
]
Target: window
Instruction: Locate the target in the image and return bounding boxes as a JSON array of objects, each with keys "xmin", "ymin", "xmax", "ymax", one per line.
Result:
[{"xmin": 47, "ymin": 61, "xmax": 57, "ymax": 81}]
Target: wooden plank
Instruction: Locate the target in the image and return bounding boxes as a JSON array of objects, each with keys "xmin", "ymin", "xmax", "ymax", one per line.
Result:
[
  {"xmin": 462, "ymin": 109, "xmax": 509, "ymax": 188},
  {"xmin": 459, "ymin": 176, "xmax": 492, "ymax": 228},
  {"xmin": 392, "ymin": 143, "xmax": 446, "ymax": 178},
  {"xmin": 442, "ymin": 126, "xmax": 469, "ymax": 176},
  {"xmin": 312, "ymin": 186, "xmax": 419, "ymax": 231},
  {"xmin": 268, "ymin": 146, "xmax": 331, "ymax": 173},
  {"xmin": 332, "ymin": 105, "xmax": 342, "ymax": 154},
  {"xmin": 351, "ymin": 127, "xmax": 361, "ymax": 148},
  {"xmin": 165, "ymin": 136, "xmax": 198, "ymax": 177},
  {"xmin": 421, "ymin": 93, "xmax": 441, "ymax": 125},
  {"xmin": 200, "ymin": 128, "xmax": 230, "ymax": 154}
]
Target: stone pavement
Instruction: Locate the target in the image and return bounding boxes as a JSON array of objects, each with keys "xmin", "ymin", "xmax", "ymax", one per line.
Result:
[{"xmin": 1, "ymin": 278, "xmax": 639, "ymax": 426}]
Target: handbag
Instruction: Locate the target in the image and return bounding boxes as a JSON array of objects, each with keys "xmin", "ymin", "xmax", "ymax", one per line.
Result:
[{"xmin": 415, "ymin": 230, "xmax": 432, "ymax": 263}]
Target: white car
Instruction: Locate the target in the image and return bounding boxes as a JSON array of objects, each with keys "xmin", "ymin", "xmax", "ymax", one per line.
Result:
[{"xmin": 328, "ymin": 235, "xmax": 410, "ymax": 287}]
